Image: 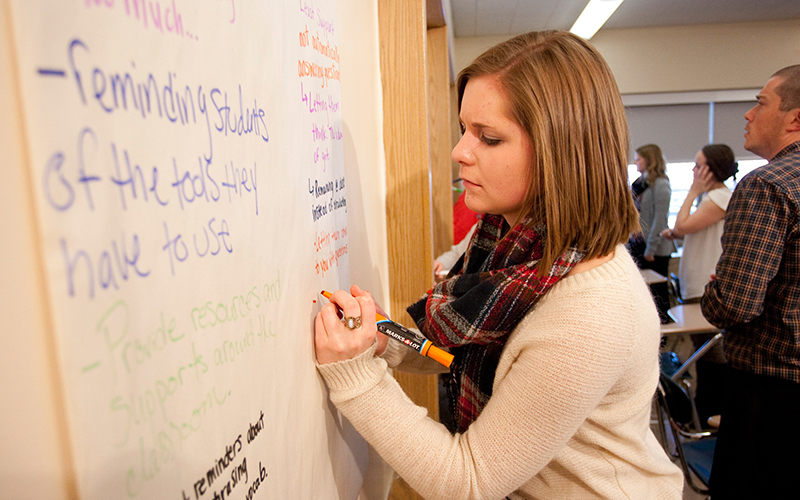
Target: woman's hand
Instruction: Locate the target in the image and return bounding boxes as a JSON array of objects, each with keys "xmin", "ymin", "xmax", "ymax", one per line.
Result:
[
  {"xmin": 690, "ymin": 164, "xmax": 717, "ymax": 194},
  {"xmin": 352, "ymin": 285, "xmax": 391, "ymax": 356},
  {"xmin": 672, "ymin": 164, "xmax": 726, "ymax": 238},
  {"xmin": 660, "ymin": 228, "xmax": 676, "ymax": 240},
  {"xmin": 315, "ymin": 285, "xmax": 388, "ymax": 364},
  {"xmin": 433, "ymin": 260, "xmax": 447, "ymax": 283}
]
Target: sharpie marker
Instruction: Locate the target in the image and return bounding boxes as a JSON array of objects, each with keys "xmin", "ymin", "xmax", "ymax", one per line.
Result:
[{"xmin": 320, "ymin": 290, "xmax": 454, "ymax": 367}]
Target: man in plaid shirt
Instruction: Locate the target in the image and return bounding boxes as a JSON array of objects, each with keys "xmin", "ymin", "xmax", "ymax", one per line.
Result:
[{"xmin": 702, "ymin": 65, "xmax": 800, "ymax": 498}]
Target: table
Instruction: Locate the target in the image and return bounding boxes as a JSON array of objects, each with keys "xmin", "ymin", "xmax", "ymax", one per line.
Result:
[
  {"xmin": 640, "ymin": 268, "xmax": 667, "ymax": 285},
  {"xmin": 660, "ymin": 303, "xmax": 723, "ymax": 380},
  {"xmin": 640, "ymin": 269, "xmax": 669, "ymax": 323},
  {"xmin": 659, "ymin": 303, "xmax": 723, "ymax": 430}
]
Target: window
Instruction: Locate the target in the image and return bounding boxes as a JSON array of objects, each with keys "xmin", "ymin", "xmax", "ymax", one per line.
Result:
[
  {"xmin": 623, "ymin": 91, "xmax": 765, "ymax": 229},
  {"xmin": 628, "ymin": 159, "xmax": 767, "ymax": 228}
]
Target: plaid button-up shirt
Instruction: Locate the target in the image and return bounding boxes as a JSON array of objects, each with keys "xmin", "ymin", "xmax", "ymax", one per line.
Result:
[{"xmin": 702, "ymin": 141, "xmax": 800, "ymax": 383}]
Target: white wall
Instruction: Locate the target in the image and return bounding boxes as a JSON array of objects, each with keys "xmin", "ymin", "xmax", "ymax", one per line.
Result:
[
  {"xmin": 338, "ymin": 0, "xmax": 390, "ymax": 308},
  {"xmin": 336, "ymin": 2, "xmax": 392, "ymax": 496},
  {"xmin": 0, "ymin": 0, "xmax": 390, "ymax": 498},
  {"xmin": 593, "ymin": 19, "xmax": 800, "ymax": 95},
  {"xmin": 0, "ymin": 2, "xmax": 73, "ymax": 498},
  {"xmin": 453, "ymin": 19, "xmax": 800, "ymax": 96}
]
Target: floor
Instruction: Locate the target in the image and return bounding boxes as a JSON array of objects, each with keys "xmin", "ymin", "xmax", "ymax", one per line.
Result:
[
  {"xmin": 651, "ymin": 405, "xmax": 711, "ymax": 500},
  {"xmin": 660, "ymin": 268, "xmax": 713, "ymax": 500},
  {"xmin": 683, "ymin": 482, "xmax": 709, "ymax": 500}
]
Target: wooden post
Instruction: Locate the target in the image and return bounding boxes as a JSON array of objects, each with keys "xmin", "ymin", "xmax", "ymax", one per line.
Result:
[
  {"xmin": 427, "ymin": 24, "xmax": 454, "ymax": 260},
  {"xmin": 377, "ymin": 0, "xmax": 442, "ymax": 498}
]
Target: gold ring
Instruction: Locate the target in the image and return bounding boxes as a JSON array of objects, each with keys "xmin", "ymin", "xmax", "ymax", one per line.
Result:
[{"xmin": 342, "ymin": 316, "xmax": 362, "ymax": 330}]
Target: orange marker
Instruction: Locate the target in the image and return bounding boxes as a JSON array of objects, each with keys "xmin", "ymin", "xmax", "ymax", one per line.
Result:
[{"xmin": 320, "ymin": 290, "xmax": 454, "ymax": 367}]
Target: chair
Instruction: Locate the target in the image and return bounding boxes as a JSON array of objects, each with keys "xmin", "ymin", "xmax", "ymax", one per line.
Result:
[
  {"xmin": 655, "ymin": 372, "xmax": 717, "ymax": 497},
  {"xmin": 659, "ymin": 351, "xmax": 703, "ymax": 431},
  {"xmin": 667, "ymin": 272, "xmax": 683, "ymax": 306},
  {"xmin": 659, "ymin": 304, "xmax": 725, "ymax": 431}
]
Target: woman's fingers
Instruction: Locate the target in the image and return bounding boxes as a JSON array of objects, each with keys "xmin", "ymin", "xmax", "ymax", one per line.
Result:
[
  {"xmin": 350, "ymin": 284, "xmax": 369, "ymax": 300},
  {"xmin": 316, "ymin": 303, "xmax": 355, "ymax": 364},
  {"xmin": 352, "ymin": 285, "xmax": 389, "ymax": 319},
  {"xmin": 319, "ymin": 303, "xmax": 344, "ymax": 333},
  {"xmin": 314, "ymin": 289, "xmax": 379, "ymax": 364},
  {"xmin": 698, "ymin": 165, "xmax": 716, "ymax": 186},
  {"xmin": 355, "ymin": 294, "xmax": 376, "ymax": 323},
  {"xmin": 315, "ymin": 312, "xmax": 339, "ymax": 365},
  {"xmin": 350, "ymin": 290, "xmax": 388, "ymax": 355},
  {"xmin": 330, "ymin": 290, "xmax": 361, "ymax": 321}
]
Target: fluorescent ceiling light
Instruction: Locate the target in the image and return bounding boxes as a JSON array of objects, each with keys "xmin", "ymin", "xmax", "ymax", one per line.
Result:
[{"xmin": 570, "ymin": 0, "xmax": 624, "ymax": 40}]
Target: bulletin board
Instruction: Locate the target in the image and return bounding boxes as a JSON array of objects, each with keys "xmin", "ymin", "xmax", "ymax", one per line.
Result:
[{"xmin": 3, "ymin": 0, "xmax": 370, "ymax": 498}]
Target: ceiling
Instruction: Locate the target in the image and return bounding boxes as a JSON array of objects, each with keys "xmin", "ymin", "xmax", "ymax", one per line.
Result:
[{"xmin": 450, "ymin": 0, "xmax": 800, "ymax": 38}]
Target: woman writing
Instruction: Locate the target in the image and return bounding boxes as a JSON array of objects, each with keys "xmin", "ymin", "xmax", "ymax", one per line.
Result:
[{"xmin": 314, "ymin": 31, "xmax": 683, "ymax": 499}]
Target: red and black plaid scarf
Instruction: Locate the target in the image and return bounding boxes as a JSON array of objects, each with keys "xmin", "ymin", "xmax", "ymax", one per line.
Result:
[{"xmin": 407, "ymin": 214, "xmax": 584, "ymax": 433}]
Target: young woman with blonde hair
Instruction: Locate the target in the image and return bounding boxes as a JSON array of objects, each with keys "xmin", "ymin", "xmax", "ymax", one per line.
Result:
[
  {"xmin": 629, "ymin": 143, "xmax": 676, "ymax": 277},
  {"xmin": 313, "ymin": 31, "xmax": 683, "ymax": 499}
]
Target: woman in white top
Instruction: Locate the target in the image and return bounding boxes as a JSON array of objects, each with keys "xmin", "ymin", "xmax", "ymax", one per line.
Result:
[
  {"xmin": 661, "ymin": 144, "xmax": 737, "ymax": 425},
  {"xmin": 432, "ymin": 224, "xmax": 475, "ymax": 281},
  {"xmin": 662, "ymin": 144, "xmax": 738, "ymax": 302}
]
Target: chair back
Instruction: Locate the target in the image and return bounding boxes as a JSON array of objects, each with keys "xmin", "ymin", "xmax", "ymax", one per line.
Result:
[
  {"xmin": 659, "ymin": 351, "xmax": 682, "ymax": 378},
  {"xmin": 668, "ymin": 272, "xmax": 683, "ymax": 304},
  {"xmin": 658, "ymin": 372, "xmax": 695, "ymax": 427},
  {"xmin": 656, "ymin": 372, "xmax": 716, "ymax": 496}
]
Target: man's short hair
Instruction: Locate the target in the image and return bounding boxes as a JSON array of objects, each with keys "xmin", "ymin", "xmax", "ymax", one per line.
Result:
[{"xmin": 772, "ymin": 65, "xmax": 800, "ymax": 111}]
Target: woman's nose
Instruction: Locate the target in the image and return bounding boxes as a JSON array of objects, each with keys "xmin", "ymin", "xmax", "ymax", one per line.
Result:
[{"xmin": 452, "ymin": 135, "xmax": 473, "ymax": 165}]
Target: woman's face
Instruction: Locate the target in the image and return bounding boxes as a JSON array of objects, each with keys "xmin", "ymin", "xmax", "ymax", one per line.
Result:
[
  {"xmin": 634, "ymin": 153, "xmax": 647, "ymax": 173},
  {"xmin": 693, "ymin": 150, "xmax": 707, "ymax": 172},
  {"xmin": 452, "ymin": 75, "xmax": 532, "ymax": 225}
]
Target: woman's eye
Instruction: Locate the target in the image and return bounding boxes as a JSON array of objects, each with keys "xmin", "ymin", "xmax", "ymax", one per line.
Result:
[{"xmin": 482, "ymin": 136, "xmax": 500, "ymax": 146}]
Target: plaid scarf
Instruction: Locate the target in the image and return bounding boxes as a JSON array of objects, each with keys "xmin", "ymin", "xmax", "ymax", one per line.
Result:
[{"xmin": 407, "ymin": 214, "xmax": 584, "ymax": 433}]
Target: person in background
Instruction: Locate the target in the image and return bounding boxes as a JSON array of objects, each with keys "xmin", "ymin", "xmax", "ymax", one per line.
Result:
[
  {"xmin": 452, "ymin": 189, "xmax": 479, "ymax": 246},
  {"xmin": 433, "ymin": 224, "xmax": 475, "ymax": 282},
  {"xmin": 313, "ymin": 31, "xmax": 682, "ymax": 499},
  {"xmin": 662, "ymin": 144, "xmax": 738, "ymax": 302},
  {"xmin": 701, "ymin": 65, "xmax": 800, "ymax": 498},
  {"xmin": 661, "ymin": 143, "xmax": 738, "ymax": 424},
  {"xmin": 434, "ymin": 191, "xmax": 480, "ymax": 282},
  {"xmin": 629, "ymin": 144, "xmax": 676, "ymax": 278}
]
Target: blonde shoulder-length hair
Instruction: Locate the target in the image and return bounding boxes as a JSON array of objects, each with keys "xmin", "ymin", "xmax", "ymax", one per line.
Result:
[
  {"xmin": 636, "ymin": 143, "xmax": 668, "ymax": 185},
  {"xmin": 457, "ymin": 31, "xmax": 640, "ymax": 273}
]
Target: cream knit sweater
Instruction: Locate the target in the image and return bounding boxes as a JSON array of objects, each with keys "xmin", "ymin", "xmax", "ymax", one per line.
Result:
[{"xmin": 318, "ymin": 246, "xmax": 684, "ymax": 499}]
